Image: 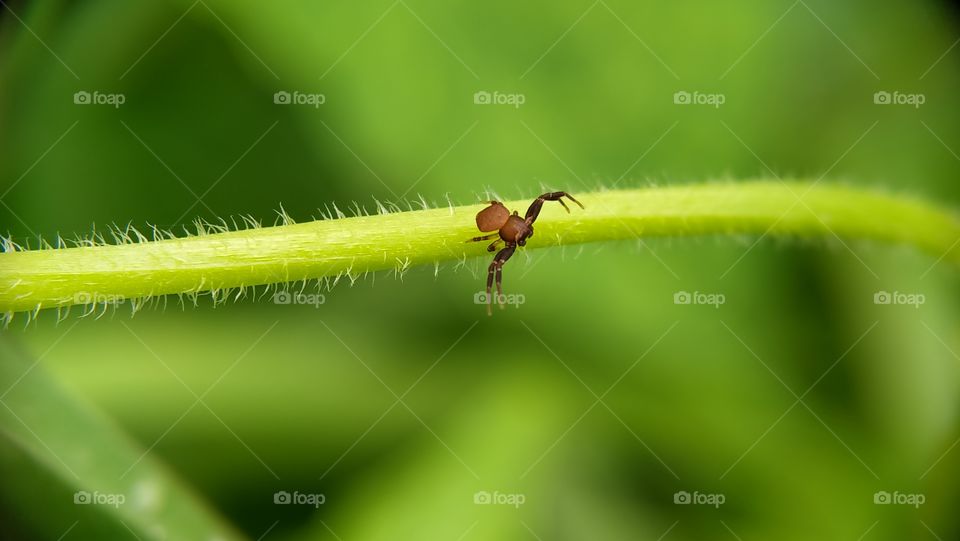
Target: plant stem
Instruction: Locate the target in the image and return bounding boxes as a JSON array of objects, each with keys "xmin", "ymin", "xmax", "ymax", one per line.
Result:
[{"xmin": 2, "ymin": 181, "xmax": 958, "ymax": 315}]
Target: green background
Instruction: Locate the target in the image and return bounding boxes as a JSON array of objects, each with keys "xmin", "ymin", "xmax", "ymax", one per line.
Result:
[{"xmin": 2, "ymin": 0, "xmax": 960, "ymax": 539}]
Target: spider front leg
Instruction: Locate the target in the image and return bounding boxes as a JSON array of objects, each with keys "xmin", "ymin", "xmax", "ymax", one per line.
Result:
[
  {"xmin": 524, "ymin": 191, "xmax": 585, "ymax": 224},
  {"xmin": 485, "ymin": 244, "xmax": 516, "ymax": 315}
]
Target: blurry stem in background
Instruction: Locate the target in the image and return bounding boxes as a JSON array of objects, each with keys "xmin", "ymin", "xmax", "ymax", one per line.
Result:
[{"xmin": 1, "ymin": 181, "xmax": 959, "ymax": 318}]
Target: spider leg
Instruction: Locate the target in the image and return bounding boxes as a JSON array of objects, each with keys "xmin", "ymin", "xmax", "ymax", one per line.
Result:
[
  {"xmin": 562, "ymin": 192, "xmax": 584, "ymax": 209},
  {"xmin": 467, "ymin": 233, "xmax": 499, "ymax": 243},
  {"xmin": 524, "ymin": 191, "xmax": 585, "ymax": 224},
  {"xmin": 495, "ymin": 265, "xmax": 505, "ymax": 311},
  {"xmin": 486, "ymin": 239, "xmax": 501, "ymax": 252},
  {"xmin": 485, "ymin": 260, "xmax": 495, "ymax": 316},
  {"xmin": 485, "ymin": 245, "xmax": 516, "ymax": 315}
]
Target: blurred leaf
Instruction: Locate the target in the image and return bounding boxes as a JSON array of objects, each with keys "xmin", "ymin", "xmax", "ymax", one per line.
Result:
[{"xmin": 0, "ymin": 339, "xmax": 243, "ymax": 540}]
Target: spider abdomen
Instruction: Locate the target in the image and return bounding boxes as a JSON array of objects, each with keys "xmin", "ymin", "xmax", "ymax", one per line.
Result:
[{"xmin": 475, "ymin": 201, "xmax": 510, "ymax": 232}]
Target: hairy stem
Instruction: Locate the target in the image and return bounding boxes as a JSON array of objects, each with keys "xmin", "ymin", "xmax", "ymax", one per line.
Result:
[{"xmin": 2, "ymin": 181, "xmax": 958, "ymax": 315}]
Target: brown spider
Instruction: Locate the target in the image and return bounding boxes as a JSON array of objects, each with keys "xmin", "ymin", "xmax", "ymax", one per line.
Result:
[{"xmin": 467, "ymin": 191, "xmax": 584, "ymax": 314}]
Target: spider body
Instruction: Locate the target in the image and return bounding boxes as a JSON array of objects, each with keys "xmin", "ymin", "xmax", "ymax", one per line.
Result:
[
  {"xmin": 498, "ymin": 213, "xmax": 530, "ymax": 245},
  {"xmin": 467, "ymin": 191, "xmax": 584, "ymax": 314}
]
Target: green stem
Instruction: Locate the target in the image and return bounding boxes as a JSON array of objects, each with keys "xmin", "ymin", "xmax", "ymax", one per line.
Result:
[{"xmin": 2, "ymin": 181, "xmax": 958, "ymax": 315}]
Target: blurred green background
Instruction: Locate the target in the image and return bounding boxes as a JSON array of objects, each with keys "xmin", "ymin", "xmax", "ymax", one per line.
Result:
[{"xmin": 2, "ymin": 0, "xmax": 960, "ymax": 539}]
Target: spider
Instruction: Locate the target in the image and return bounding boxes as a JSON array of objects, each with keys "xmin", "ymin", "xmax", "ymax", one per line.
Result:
[{"xmin": 467, "ymin": 191, "xmax": 584, "ymax": 314}]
